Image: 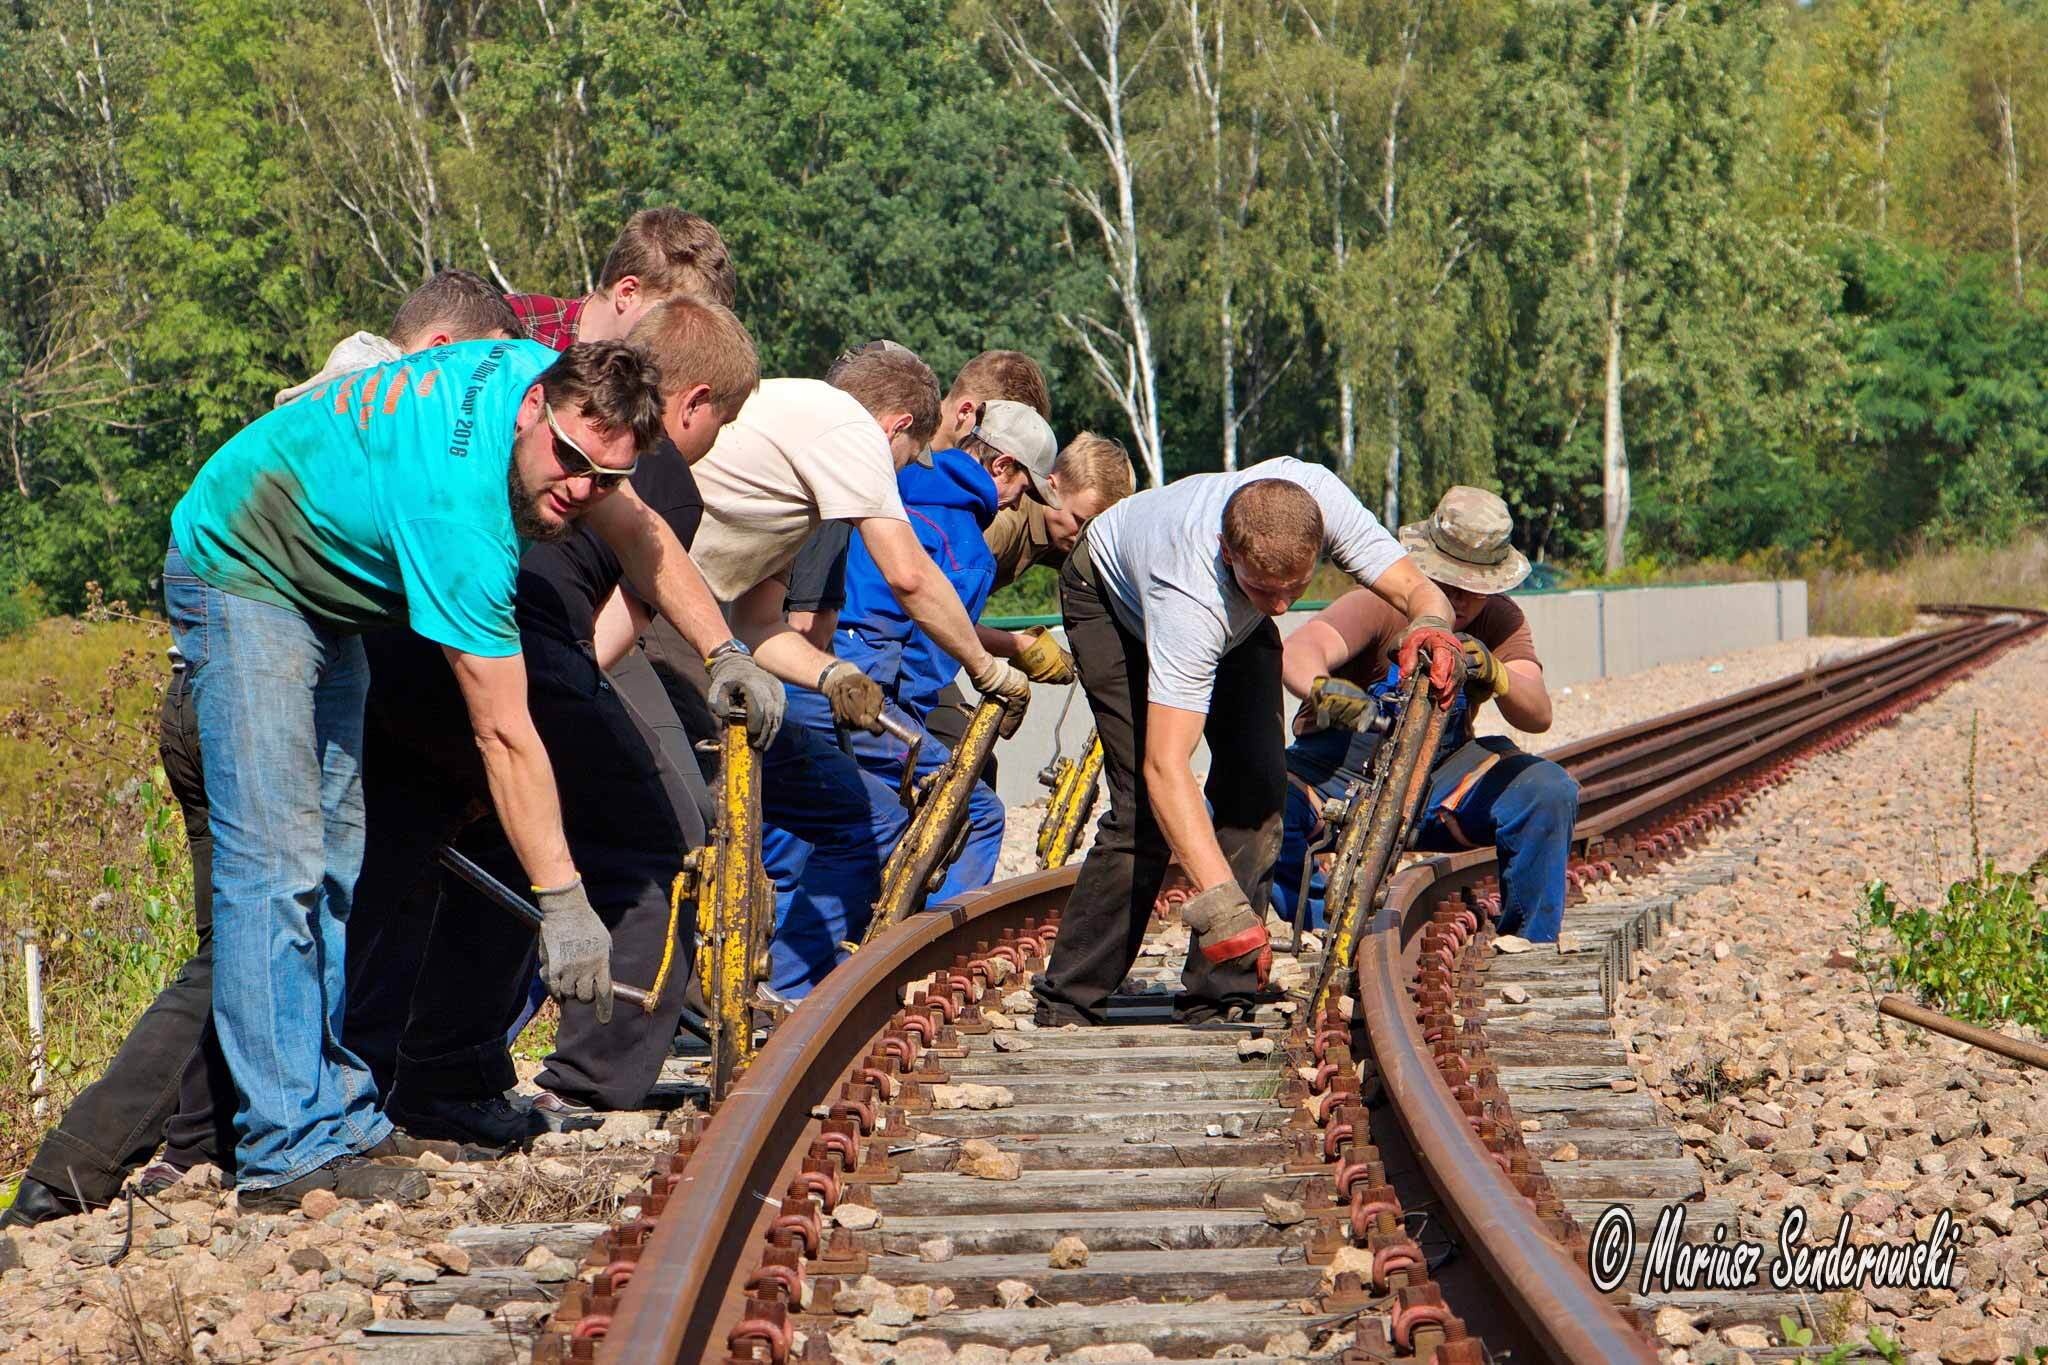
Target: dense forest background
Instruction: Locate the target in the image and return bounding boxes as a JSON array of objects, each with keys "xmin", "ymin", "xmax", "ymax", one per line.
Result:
[{"xmin": 5, "ymin": 0, "xmax": 2048, "ymax": 623}]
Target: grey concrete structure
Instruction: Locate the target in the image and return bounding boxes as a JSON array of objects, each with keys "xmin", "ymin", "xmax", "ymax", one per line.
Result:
[{"xmin": 974, "ymin": 579, "xmax": 1809, "ymax": 808}]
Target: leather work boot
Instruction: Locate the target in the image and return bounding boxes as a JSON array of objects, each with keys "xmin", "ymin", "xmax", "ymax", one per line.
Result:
[
  {"xmin": 236, "ymin": 1155, "xmax": 429, "ymax": 1215},
  {"xmin": 385, "ymin": 1093, "xmax": 538, "ymax": 1150},
  {"xmin": 0, "ymin": 1175, "xmax": 89, "ymax": 1229}
]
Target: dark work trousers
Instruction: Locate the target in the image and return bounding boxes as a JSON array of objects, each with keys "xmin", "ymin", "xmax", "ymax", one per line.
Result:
[
  {"xmin": 25, "ymin": 656, "xmax": 238, "ymax": 1203},
  {"xmin": 1032, "ymin": 542, "xmax": 1285, "ymax": 1023},
  {"xmin": 378, "ymin": 628, "xmax": 701, "ymax": 1112}
]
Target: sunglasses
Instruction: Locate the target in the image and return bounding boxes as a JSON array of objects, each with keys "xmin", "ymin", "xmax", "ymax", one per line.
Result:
[{"xmin": 545, "ymin": 406, "xmax": 638, "ymax": 491}]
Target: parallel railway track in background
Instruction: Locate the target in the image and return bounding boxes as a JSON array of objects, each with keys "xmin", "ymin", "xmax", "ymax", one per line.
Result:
[{"xmin": 528, "ymin": 605, "xmax": 2045, "ymax": 1365}]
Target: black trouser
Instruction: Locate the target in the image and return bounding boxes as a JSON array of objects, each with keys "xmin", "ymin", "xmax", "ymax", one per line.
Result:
[
  {"xmin": 25, "ymin": 658, "xmax": 238, "ymax": 1203},
  {"xmin": 370, "ymin": 628, "xmax": 701, "ymax": 1112},
  {"xmin": 1032, "ymin": 542, "xmax": 1284, "ymax": 1023}
]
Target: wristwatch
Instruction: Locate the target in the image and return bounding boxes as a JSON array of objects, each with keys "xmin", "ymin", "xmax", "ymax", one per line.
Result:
[{"xmin": 705, "ymin": 638, "xmax": 752, "ymax": 667}]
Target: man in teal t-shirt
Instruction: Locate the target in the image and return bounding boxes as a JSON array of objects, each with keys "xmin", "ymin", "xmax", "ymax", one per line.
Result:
[
  {"xmin": 174, "ymin": 339, "xmax": 551, "ymax": 658},
  {"xmin": 162, "ymin": 338, "xmax": 778, "ymax": 1212}
]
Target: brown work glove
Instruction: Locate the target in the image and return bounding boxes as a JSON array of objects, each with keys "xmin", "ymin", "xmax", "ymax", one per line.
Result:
[
  {"xmin": 1394, "ymin": 615, "xmax": 1463, "ymax": 710},
  {"xmin": 1014, "ymin": 627, "xmax": 1075, "ymax": 685},
  {"xmin": 818, "ymin": 660, "xmax": 884, "ymax": 731},
  {"xmin": 1180, "ymin": 882, "xmax": 1273, "ymax": 988},
  {"xmin": 1308, "ymin": 675, "xmax": 1372, "ymax": 732},
  {"xmin": 1461, "ymin": 635, "xmax": 1511, "ymax": 702},
  {"xmin": 968, "ymin": 655, "xmax": 1032, "ymax": 738}
]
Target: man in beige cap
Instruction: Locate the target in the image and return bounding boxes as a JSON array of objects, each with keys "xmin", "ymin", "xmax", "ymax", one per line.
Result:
[{"xmin": 1270, "ymin": 485, "xmax": 1579, "ymax": 942}]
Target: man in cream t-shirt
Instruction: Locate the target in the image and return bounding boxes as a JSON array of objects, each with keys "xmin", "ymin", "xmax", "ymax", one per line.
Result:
[{"xmin": 598, "ymin": 344, "xmax": 1032, "ymax": 993}]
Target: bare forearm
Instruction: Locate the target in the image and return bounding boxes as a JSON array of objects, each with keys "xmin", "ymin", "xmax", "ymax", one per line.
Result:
[
  {"xmin": 898, "ymin": 569, "xmax": 993, "ymax": 672},
  {"xmin": 475, "ymin": 724, "xmax": 576, "ymax": 889},
  {"xmin": 1144, "ymin": 756, "xmax": 1235, "ymax": 891},
  {"xmin": 788, "ymin": 608, "xmax": 839, "ymax": 653},
  {"xmin": 1497, "ymin": 664, "xmax": 1552, "ymax": 733},
  {"xmin": 746, "ymin": 622, "xmax": 841, "ymax": 689},
  {"xmin": 978, "ymin": 624, "xmax": 1025, "ymax": 659}
]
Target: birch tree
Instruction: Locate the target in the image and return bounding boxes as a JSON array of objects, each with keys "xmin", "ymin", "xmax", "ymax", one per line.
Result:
[{"xmin": 993, "ymin": 0, "xmax": 1170, "ymax": 486}]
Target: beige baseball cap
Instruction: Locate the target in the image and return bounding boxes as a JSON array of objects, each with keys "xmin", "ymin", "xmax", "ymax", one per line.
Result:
[
  {"xmin": 973, "ymin": 400, "xmax": 1061, "ymax": 507},
  {"xmin": 1397, "ymin": 485, "xmax": 1532, "ymax": 593}
]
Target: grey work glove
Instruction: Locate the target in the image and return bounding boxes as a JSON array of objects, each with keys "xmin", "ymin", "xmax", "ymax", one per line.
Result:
[
  {"xmin": 819, "ymin": 659, "xmax": 885, "ymax": 731},
  {"xmin": 534, "ymin": 877, "xmax": 613, "ymax": 1025},
  {"xmin": 708, "ymin": 650, "xmax": 785, "ymax": 748},
  {"xmin": 967, "ymin": 655, "xmax": 1032, "ymax": 738},
  {"xmin": 1180, "ymin": 882, "xmax": 1273, "ymax": 985}
]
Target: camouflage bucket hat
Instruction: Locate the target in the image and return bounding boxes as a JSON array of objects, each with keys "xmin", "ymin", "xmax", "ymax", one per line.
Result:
[{"xmin": 1397, "ymin": 485, "xmax": 1532, "ymax": 593}]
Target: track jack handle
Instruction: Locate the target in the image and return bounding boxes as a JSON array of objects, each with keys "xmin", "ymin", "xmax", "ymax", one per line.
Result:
[
  {"xmin": 435, "ymin": 845, "xmax": 658, "ymax": 1013},
  {"xmin": 1310, "ymin": 663, "xmax": 1453, "ymax": 1017},
  {"xmin": 863, "ymin": 699, "xmax": 1007, "ymax": 943},
  {"xmin": 688, "ymin": 714, "xmax": 774, "ymax": 1101}
]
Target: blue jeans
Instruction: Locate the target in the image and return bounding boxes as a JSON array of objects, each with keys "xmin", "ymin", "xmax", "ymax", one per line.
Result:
[
  {"xmin": 1273, "ymin": 731, "xmax": 1579, "ymax": 943},
  {"xmin": 163, "ymin": 542, "xmax": 390, "ymax": 1187},
  {"xmin": 759, "ymin": 709, "xmax": 912, "ymax": 997}
]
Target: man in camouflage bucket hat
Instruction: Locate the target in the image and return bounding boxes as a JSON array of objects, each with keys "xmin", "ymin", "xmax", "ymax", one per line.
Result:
[{"xmin": 1266, "ymin": 486, "xmax": 1581, "ymax": 943}]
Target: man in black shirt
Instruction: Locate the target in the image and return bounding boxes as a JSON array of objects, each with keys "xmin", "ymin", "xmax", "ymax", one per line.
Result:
[{"xmin": 346, "ymin": 299, "xmax": 762, "ymax": 1146}]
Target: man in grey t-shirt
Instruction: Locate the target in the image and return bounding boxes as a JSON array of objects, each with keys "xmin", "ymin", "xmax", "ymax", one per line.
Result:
[{"xmin": 1032, "ymin": 457, "xmax": 1463, "ymax": 1025}]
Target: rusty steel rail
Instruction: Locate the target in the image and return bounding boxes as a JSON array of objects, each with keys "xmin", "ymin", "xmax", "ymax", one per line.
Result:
[
  {"xmin": 582, "ymin": 605, "xmax": 2044, "ymax": 1365},
  {"xmin": 1350, "ymin": 604, "xmax": 2045, "ymax": 1363}
]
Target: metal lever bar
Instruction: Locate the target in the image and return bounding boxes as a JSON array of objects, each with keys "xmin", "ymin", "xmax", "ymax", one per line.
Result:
[
  {"xmin": 1036, "ymin": 730, "xmax": 1104, "ymax": 870},
  {"xmin": 1311, "ymin": 663, "xmax": 1450, "ymax": 1016},
  {"xmin": 435, "ymin": 845, "xmax": 656, "ymax": 1011},
  {"xmin": 864, "ymin": 700, "xmax": 1007, "ymax": 941},
  {"xmin": 692, "ymin": 717, "xmax": 772, "ymax": 1100}
]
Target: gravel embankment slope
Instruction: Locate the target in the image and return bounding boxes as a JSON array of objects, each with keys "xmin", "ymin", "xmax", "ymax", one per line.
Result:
[{"xmin": 1607, "ymin": 631, "xmax": 2048, "ymax": 1363}]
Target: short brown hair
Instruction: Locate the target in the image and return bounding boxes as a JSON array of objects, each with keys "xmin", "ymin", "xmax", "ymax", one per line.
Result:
[
  {"xmin": 627, "ymin": 297, "xmax": 761, "ymax": 416},
  {"xmin": 947, "ymin": 350, "xmax": 1049, "ymax": 418},
  {"xmin": 597, "ymin": 208, "xmax": 737, "ymax": 308},
  {"xmin": 388, "ymin": 269, "xmax": 520, "ymax": 349},
  {"xmin": 1054, "ymin": 432, "xmax": 1136, "ymax": 503},
  {"xmin": 1222, "ymin": 479, "xmax": 1323, "ymax": 578},
  {"xmin": 827, "ymin": 341, "xmax": 940, "ymax": 444},
  {"xmin": 539, "ymin": 340, "xmax": 665, "ymax": 453}
]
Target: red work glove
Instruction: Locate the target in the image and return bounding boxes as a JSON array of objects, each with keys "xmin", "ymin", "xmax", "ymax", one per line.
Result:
[
  {"xmin": 1182, "ymin": 882, "xmax": 1273, "ymax": 987},
  {"xmin": 1394, "ymin": 615, "xmax": 1463, "ymax": 710}
]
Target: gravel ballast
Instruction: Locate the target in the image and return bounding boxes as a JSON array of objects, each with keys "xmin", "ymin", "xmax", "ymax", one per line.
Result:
[{"xmin": 3, "ymin": 626, "xmax": 2019, "ymax": 1362}]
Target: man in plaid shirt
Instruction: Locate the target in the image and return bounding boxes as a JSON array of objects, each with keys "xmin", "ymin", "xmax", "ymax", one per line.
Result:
[{"xmin": 507, "ymin": 206, "xmax": 736, "ymax": 347}]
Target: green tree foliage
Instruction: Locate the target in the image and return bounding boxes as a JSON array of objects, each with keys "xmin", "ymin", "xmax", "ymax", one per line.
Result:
[{"xmin": 2, "ymin": 0, "xmax": 2047, "ymax": 618}]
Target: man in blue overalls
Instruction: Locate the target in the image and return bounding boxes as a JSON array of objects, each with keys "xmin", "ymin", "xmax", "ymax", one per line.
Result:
[
  {"xmin": 778, "ymin": 400, "xmax": 1060, "ymax": 920},
  {"xmin": 1272, "ymin": 487, "xmax": 1578, "ymax": 943}
]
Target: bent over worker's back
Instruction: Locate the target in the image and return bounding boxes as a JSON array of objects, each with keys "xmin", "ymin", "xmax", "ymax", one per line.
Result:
[{"xmin": 172, "ymin": 338, "xmax": 556, "ymax": 658}]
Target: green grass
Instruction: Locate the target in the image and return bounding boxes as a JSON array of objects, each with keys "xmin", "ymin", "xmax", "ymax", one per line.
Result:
[{"xmin": 0, "ymin": 614, "xmax": 193, "ymax": 1184}]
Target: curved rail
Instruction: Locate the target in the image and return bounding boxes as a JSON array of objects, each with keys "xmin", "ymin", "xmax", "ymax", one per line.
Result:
[
  {"xmin": 605, "ymin": 867, "xmax": 1077, "ymax": 1363},
  {"xmin": 593, "ymin": 605, "xmax": 2045, "ymax": 1365},
  {"xmin": 1352, "ymin": 605, "xmax": 2045, "ymax": 1362}
]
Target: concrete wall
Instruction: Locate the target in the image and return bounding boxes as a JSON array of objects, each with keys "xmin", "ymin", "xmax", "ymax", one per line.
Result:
[{"xmin": 980, "ymin": 579, "xmax": 1810, "ymax": 807}]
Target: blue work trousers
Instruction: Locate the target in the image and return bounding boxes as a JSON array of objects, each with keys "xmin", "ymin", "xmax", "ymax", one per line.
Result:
[
  {"xmin": 758, "ymin": 708, "xmax": 912, "ymax": 997},
  {"xmin": 785, "ymin": 686, "xmax": 1005, "ymax": 903},
  {"xmin": 1273, "ymin": 731, "xmax": 1579, "ymax": 943},
  {"xmin": 162, "ymin": 541, "xmax": 392, "ymax": 1189}
]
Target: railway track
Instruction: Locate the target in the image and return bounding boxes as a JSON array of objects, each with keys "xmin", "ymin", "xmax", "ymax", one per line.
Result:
[{"xmin": 529, "ymin": 605, "xmax": 2043, "ymax": 1365}]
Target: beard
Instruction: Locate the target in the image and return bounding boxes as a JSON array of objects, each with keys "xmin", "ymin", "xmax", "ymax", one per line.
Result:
[{"xmin": 508, "ymin": 463, "xmax": 571, "ymax": 543}]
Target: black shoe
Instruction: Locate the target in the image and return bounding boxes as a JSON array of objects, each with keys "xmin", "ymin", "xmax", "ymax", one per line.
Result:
[
  {"xmin": 386, "ymin": 1093, "xmax": 538, "ymax": 1149},
  {"xmin": 1031, "ymin": 1000, "xmax": 1094, "ymax": 1028},
  {"xmin": 529, "ymin": 1089, "xmax": 602, "ymax": 1133},
  {"xmin": 237, "ymin": 1155, "xmax": 429, "ymax": 1215},
  {"xmin": 0, "ymin": 1176, "xmax": 90, "ymax": 1229},
  {"xmin": 362, "ymin": 1130, "xmax": 508, "ymax": 1163},
  {"xmin": 135, "ymin": 1161, "xmax": 188, "ymax": 1197}
]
